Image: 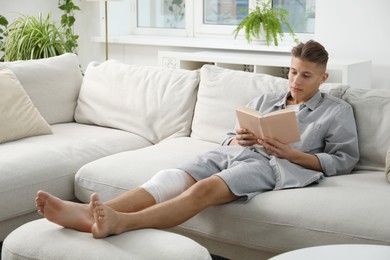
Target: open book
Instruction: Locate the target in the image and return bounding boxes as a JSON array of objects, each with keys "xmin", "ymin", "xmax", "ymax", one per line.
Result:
[{"xmin": 235, "ymin": 107, "xmax": 301, "ymax": 144}]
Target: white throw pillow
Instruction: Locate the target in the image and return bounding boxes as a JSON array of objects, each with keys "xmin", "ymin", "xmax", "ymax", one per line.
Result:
[
  {"xmin": 75, "ymin": 61, "xmax": 200, "ymax": 144},
  {"xmin": 343, "ymin": 88, "xmax": 390, "ymax": 171},
  {"xmin": 191, "ymin": 65, "xmax": 289, "ymax": 144},
  {"xmin": 0, "ymin": 53, "xmax": 83, "ymax": 124},
  {"xmin": 0, "ymin": 69, "xmax": 52, "ymax": 143}
]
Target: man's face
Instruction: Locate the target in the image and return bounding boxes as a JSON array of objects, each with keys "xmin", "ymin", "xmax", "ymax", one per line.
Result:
[{"xmin": 288, "ymin": 57, "xmax": 328, "ymax": 104}]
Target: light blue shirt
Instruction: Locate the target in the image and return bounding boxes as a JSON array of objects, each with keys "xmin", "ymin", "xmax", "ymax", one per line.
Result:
[{"xmin": 222, "ymin": 91, "xmax": 360, "ymax": 177}]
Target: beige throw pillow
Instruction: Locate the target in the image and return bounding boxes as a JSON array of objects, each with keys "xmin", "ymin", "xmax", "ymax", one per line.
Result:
[
  {"xmin": 0, "ymin": 68, "xmax": 52, "ymax": 143},
  {"xmin": 386, "ymin": 148, "xmax": 390, "ymax": 182}
]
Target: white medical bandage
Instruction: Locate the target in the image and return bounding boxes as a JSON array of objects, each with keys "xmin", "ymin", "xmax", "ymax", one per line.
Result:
[{"xmin": 140, "ymin": 169, "xmax": 193, "ymax": 204}]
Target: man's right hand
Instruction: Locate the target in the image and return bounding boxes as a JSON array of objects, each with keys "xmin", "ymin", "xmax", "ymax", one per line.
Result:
[{"xmin": 229, "ymin": 128, "xmax": 259, "ymax": 146}]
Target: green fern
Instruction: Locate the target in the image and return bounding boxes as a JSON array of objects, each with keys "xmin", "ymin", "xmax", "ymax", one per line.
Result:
[{"xmin": 233, "ymin": 0, "xmax": 299, "ymax": 46}]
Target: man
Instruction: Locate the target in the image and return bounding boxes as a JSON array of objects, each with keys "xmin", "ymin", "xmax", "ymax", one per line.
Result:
[{"xmin": 36, "ymin": 40, "xmax": 359, "ymax": 238}]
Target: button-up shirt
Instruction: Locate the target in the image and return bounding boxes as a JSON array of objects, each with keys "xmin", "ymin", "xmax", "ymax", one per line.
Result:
[{"xmin": 222, "ymin": 91, "xmax": 360, "ymax": 177}]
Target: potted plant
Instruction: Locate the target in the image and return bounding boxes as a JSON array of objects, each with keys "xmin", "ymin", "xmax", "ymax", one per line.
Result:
[
  {"xmin": 233, "ymin": 0, "xmax": 299, "ymax": 46},
  {"xmin": 0, "ymin": 0, "xmax": 80, "ymax": 62},
  {"xmin": 1, "ymin": 13, "xmax": 71, "ymax": 61}
]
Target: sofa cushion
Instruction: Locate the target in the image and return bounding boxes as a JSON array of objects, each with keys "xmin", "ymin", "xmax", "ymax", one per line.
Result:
[
  {"xmin": 75, "ymin": 137, "xmax": 218, "ymax": 202},
  {"xmin": 342, "ymin": 88, "xmax": 390, "ymax": 171},
  {"xmin": 319, "ymin": 83, "xmax": 350, "ymax": 99},
  {"xmin": 176, "ymin": 171, "xmax": 390, "ymax": 254},
  {"xmin": 386, "ymin": 148, "xmax": 390, "ymax": 182},
  {"xmin": 0, "ymin": 123, "xmax": 151, "ymax": 223},
  {"xmin": 0, "ymin": 69, "xmax": 52, "ymax": 143},
  {"xmin": 0, "ymin": 54, "xmax": 83, "ymax": 124},
  {"xmin": 191, "ymin": 65, "xmax": 289, "ymax": 144},
  {"xmin": 3, "ymin": 219, "xmax": 211, "ymax": 260},
  {"xmin": 75, "ymin": 61, "xmax": 200, "ymax": 144}
]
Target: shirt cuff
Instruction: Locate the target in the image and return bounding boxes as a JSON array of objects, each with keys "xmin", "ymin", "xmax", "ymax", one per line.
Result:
[{"xmin": 316, "ymin": 153, "xmax": 336, "ymax": 176}]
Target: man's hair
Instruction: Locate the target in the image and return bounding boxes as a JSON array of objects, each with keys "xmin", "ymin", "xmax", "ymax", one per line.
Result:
[{"xmin": 291, "ymin": 40, "xmax": 329, "ymax": 69}]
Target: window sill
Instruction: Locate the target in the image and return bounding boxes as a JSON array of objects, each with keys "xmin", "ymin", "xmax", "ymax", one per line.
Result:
[{"xmin": 92, "ymin": 35, "xmax": 294, "ymax": 53}]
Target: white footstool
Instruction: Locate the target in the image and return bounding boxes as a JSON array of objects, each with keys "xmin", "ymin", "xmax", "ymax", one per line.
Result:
[{"xmin": 2, "ymin": 219, "xmax": 211, "ymax": 260}]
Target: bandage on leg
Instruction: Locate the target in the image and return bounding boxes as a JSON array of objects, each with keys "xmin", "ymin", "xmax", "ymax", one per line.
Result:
[{"xmin": 140, "ymin": 169, "xmax": 193, "ymax": 204}]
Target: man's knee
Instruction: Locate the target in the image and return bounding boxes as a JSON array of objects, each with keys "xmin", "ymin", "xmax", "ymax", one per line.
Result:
[{"xmin": 140, "ymin": 169, "xmax": 193, "ymax": 203}]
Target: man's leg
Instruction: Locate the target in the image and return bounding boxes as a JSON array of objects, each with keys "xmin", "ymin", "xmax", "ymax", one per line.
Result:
[
  {"xmin": 35, "ymin": 188, "xmax": 156, "ymax": 232},
  {"xmin": 91, "ymin": 175, "xmax": 239, "ymax": 238},
  {"xmin": 35, "ymin": 169, "xmax": 196, "ymax": 232}
]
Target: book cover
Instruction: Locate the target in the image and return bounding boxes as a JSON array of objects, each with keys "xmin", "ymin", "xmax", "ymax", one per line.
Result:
[{"xmin": 235, "ymin": 107, "xmax": 301, "ymax": 144}]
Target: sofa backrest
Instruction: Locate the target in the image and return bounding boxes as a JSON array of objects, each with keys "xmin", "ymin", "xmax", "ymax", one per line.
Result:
[
  {"xmin": 190, "ymin": 65, "xmax": 289, "ymax": 143},
  {"xmin": 74, "ymin": 60, "xmax": 200, "ymax": 144},
  {"xmin": 0, "ymin": 54, "xmax": 83, "ymax": 124},
  {"xmin": 342, "ymin": 88, "xmax": 390, "ymax": 171}
]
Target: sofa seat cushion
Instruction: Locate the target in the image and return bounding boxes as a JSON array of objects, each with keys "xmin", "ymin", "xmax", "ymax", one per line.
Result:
[
  {"xmin": 176, "ymin": 171, "xmax": 390, "ymax": 254},
  {"xmin": 2, "ymin": 219, "xmax": 211, "ymax": 260},
  {"xmin": 75, "ymin": 61, "xmax": 200, "ymax": 144},
  {"xmin": 0, "ymin": 123, "xmax": 152, "ymax": 223},
  {"xmin": 75, "ymin": 138, "xmax": 390, "ymax": 254},
  {"xmin": 75, "ymin": 137, "xmax": 218, "ymax": 202}
]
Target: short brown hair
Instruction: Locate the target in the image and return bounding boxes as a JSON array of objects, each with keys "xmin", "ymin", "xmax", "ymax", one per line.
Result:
[{"xmin": 291, "ymin": 40, "xmax": 329, "ymax": 69}]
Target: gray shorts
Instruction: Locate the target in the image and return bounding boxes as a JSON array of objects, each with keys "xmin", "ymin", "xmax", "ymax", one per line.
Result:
[{"xmin": 178, "ymin": 145, "xmax": 276, "ymax": 201}]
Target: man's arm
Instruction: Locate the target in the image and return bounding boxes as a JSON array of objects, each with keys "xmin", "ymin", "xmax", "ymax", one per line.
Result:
[{"xmin": 259, "ymin": 137, "xmax": 323, "ymax": 171}]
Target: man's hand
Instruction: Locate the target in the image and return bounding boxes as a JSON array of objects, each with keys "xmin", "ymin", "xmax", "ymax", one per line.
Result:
[
  {"xmin": 229, "ymin": 128, "xmax": 259, "ymax": 146},
  {"xmin": 259, "ymin": 137, "xmax": 323, "ymax": 172},
  {"xmin": 258, "ymin": 137, "xmax": 293, "ymax": 159}
]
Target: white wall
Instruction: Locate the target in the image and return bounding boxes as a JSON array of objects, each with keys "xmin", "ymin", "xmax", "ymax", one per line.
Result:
[
  {"xmin": 1, "ymin": 0, "xmax": 389, "ymax": 89},
  {"xmin": 315, "ymin": 0, "xmax": 390, "ymax": 89},
  {"xmin": 1, "ymin": 0, "xmax": 59, "ymax": 20}
]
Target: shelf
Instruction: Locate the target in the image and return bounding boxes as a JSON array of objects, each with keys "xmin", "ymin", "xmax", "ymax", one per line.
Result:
[
  {"xmin": 92, "ymin": 35, "xmax": 294, "ymax": 53},
  {"xmin": 158, "ymin": 51, "xmax": 372, "ymax": 89}
]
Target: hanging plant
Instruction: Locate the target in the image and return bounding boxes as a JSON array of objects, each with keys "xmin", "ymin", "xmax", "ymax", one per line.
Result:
[
  {"xmin": 233, "ymin": 0, "xmax": 299, "ymax": 46},
  {"xmin": 0, "ymin": 1, "xmax": 80, "ymax": 62},
  {"xmin": 58, "ymin": 0, "xmax": 80, "ymax": 53}
]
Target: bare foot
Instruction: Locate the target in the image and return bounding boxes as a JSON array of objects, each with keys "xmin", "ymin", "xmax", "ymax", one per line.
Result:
[
  {"xmin": 91, "ymin": 193, "xmax": 126, "ymax": 239},
  {"xmin": 35, "ymin": 190, "xmax": 94, "ymax": 232}
]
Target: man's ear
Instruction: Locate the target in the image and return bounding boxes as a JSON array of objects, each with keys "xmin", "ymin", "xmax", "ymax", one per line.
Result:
[{"xmin": 321, "ymin": 72, "xmax": 329, "ymax": 84}]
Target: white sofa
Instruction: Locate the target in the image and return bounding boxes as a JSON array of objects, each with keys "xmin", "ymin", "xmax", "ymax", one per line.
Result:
[{"xmin": 1, "ymin": 54, "xmax": 390, "ymax": 259}]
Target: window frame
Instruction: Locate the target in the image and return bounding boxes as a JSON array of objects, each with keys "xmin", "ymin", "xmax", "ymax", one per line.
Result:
[{"xmin": 129, "ymin": 0, "xmax": 315, "ymax": 42}]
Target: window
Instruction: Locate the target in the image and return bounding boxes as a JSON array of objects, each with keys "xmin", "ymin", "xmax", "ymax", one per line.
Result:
[
  {"xmin": 133, "ymin": 0, "xmax": 315, "ymax": 38},
  {"xmin": 137, "ymin": 0, "xmax": 185, "ymax": 29},
  {"xmin": 273, "ymin": 0, "xmax": 316, "ymax": 34},
  {"xmin": 203, "ymin": 0, "xmax": 249, "ymax": 26}
]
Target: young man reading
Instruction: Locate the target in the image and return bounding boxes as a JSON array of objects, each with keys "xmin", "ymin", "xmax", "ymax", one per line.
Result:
[{"xmin": 36, "ymin": 40, "xmax": 359, "ymax": 238}]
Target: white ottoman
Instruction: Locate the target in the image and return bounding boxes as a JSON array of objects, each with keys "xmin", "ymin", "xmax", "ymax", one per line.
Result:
[{"xmin": 2, "ymin": 219, "xmax": 211, "ymax": 260}]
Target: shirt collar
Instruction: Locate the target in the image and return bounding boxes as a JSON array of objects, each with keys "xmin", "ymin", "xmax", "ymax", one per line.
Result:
[
  {"xmin": 302, "ymin": 91, "xmax": 322, "ymax": 111},
  {"xmin": 274, "ymin": 91, "xmax": 323, "ymax": 111}
]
